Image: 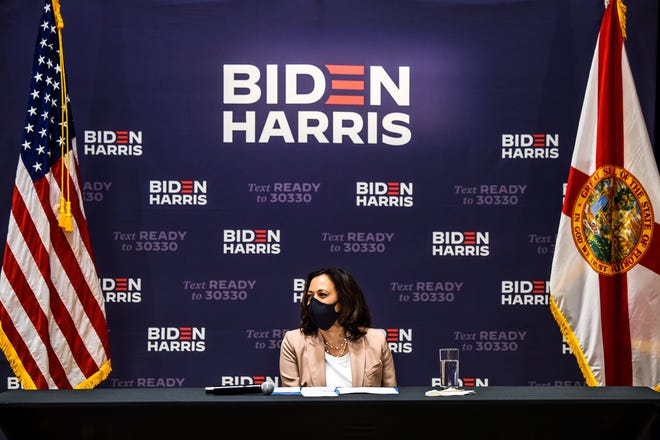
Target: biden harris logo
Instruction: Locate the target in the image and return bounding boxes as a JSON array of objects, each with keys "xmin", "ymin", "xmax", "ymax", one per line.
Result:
[
  {"xmin": 386, "ymin": 328, "xmax": 413, "ymax": 354},
  {"xmin": 355, "ymin": 181, "xmax": 413, "ymax": 207},
  {"xmin": 222, "ymin": 64, "xmax": 411, "ymax": 146},
  {"xmin": 223, "ymin": 229, "xmax": 281, "ymax": 254},
  {"xmin": 101, "ymin": 277, "xmax": 142, "ymax": 303},
  {"xmin": 431, "ymin": 231, "xmax": 490, "ymax": 256},
  {"xmin": 147, "ymin": 326, "xmax": 206, "ymax": 352},
  {"xmin": 219, "ymin": 375, "xmax": 280, "ymax": 386},
  {"xmin": 500, "ymin": 280, "xmax": 549, "ymax": 306},
  {"xmin": 83, "ymin": 129, "xmax": 143, "ymax": 156},
  {"xmin": 149, "ymin": 180, "xmax": 208, "ymax": 206},
  {"xmin": 500, "ymin": 133, "xmax": 559, "ymax": 159}
]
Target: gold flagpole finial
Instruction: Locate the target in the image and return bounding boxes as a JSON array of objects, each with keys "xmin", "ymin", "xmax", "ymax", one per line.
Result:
[{"xmin": 53, "ymin": 0, "xmax": 64, "ymax": 30}]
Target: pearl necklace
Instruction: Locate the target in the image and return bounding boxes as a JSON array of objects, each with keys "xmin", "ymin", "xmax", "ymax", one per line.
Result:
[{"xmin": 323, "ymin": 336, "xmax": 348, "ymax": 355}]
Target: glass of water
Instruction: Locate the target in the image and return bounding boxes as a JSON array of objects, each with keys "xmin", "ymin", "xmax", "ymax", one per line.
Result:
[{"xmin": 439, "ymin": 348, "xmax": 460, "ymax": 389}]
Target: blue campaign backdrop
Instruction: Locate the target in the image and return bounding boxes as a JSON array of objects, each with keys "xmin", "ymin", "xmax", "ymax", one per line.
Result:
[{"xmin": 0, "ymin": 0, "xmax": 657, "ymax": 390}]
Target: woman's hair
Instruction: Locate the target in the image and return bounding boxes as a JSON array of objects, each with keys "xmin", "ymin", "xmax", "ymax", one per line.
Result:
[{"xmin": 299, "ymin": 267, "xmax": 371, "ymax": 340}]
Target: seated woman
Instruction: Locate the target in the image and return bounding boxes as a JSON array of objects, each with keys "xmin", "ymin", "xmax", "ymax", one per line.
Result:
[{"xmin": 279, "ymin": 267, "xmax": 397, "ymax": 388}]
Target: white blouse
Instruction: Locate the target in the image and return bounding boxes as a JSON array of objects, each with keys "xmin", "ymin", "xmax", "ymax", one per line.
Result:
[{"xmin": 324, "ymin": 352, "xmax": 352, "ymax": 388}]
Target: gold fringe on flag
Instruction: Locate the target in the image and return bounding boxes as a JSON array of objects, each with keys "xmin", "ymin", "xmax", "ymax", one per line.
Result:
[
  {"xmin": 53, "ymin": 0, "xmax": 73, "ymax": 232},
  {"xmin": 550, "ymin": 298, "xmax": 599, "ymax": 386},
  {"xmin": 606, "ymin": 0, "xmax": 627, "ymax": 39},
  {"xmin": 617, "ymin": 0, "xmax": 627, "ymax": 40}
]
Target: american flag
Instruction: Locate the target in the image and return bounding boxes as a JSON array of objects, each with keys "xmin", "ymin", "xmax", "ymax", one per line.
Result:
[
  {"xmin": 0, "ymin": 0, "xmax": 111, "ymax": 389},
  {"xmin": 549, "ymin": 0, "xmax": 660, "ymax": 389}
]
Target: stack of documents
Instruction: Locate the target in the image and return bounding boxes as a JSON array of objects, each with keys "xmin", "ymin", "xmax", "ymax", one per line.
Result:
[{"xmin": 272, "ymin": 386, "xmax": 399, "ymax": 396}]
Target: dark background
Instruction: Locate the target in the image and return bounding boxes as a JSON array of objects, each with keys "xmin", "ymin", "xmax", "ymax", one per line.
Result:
[{"xmin": 0, "ymin": 0, "xmax": 657, "ymax": 391}]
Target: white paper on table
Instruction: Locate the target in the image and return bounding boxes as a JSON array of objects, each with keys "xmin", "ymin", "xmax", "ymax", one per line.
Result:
[
  {"xmin": 425, "ymin": 388, "xmax": 475, "ymax": 397},
  {"xmin": 300, "ymin": 387, "xmax": 339, "ymax": 397},
  {"xmin": 336, "ymin": 387, "xmax": 399, "ymax": 395}
]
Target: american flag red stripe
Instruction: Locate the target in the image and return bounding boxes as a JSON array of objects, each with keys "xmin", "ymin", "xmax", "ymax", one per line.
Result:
[{"xmin": 0, "ymin": 0, "xmax": 111, "ymax": 389}]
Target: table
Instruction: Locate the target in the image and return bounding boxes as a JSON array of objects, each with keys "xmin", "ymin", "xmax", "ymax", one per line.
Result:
[{"xmin": 1, "ymin": 386, "xmax": 658, "ymax": 439}]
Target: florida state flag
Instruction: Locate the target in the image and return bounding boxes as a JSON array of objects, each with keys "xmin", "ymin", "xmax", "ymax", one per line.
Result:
[{"xmin": 549, "ymin": 0, "xmax": 660, "ymax": 390}]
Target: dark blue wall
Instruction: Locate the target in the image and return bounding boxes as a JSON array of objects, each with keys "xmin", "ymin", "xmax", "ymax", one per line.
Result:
[{"xmin": 0, "ymin": 0, "xmax": 657, "ymax": 391}]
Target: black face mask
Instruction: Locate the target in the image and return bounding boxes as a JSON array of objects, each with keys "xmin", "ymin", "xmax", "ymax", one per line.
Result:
[{"xmin": 308, "ymin": 297, "xmax": 339, "ymax": 330}]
